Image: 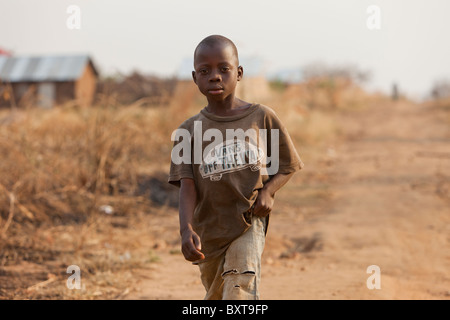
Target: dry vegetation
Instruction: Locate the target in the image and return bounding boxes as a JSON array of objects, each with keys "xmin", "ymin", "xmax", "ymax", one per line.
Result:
[{"xmin": 0, "ymin": 71, "xmax": 446, "ymax": 299}]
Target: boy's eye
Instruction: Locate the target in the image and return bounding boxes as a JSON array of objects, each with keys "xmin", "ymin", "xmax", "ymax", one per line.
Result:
[
  {"xmin": 221, "ymin": 67, "xmax": 230, "ymax": 72},
  {"xmin": 199, "ymin": 69, "xmax": 209, "ymax": 75}
]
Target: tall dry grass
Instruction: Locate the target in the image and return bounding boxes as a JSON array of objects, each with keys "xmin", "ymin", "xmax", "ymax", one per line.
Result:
[{"xmin": 0, "ymin": 81, "xmax": 200, "ymax": 210}]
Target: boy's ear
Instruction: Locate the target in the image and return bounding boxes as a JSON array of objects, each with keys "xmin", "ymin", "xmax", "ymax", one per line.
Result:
[
  {"xmin": 237, "ymin": 66, "xmax": 243, "ymax": 81},
  {"xmin": 192, "ymin": 71, "xmax": 197, "ymax": 84}
]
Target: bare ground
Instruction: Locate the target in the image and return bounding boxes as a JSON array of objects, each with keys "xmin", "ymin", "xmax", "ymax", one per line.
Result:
[{"xmin": 126, "ymin": 100, "xmax": 450, "ymax": 300}]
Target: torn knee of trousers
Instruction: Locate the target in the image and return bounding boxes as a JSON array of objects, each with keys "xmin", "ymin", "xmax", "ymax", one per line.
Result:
[
  {"xmin": 222, "ymin": 269, "xmax": 256, "ymax": 278},
  {"xmin": 222, "ymin": 270, "xmax": 257, "ymax": 288},
  {"xmin": 232, "ymin": 271, "xmax": 256, "ymax": 288},
  {"xmin": 222, "ymin": 270, "xmax": 257, "ymax": 297}
]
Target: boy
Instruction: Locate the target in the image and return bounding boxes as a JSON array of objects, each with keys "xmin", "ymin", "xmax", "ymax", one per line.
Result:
[{"xmin": 168, "ymin": 35, "xmax": 304, "ymax": 300}]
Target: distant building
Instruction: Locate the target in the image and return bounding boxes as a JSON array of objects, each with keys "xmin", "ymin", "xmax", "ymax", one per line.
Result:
[{"xmin": 0, "ymin": 54, "xmax": 98, "ymax": 108}]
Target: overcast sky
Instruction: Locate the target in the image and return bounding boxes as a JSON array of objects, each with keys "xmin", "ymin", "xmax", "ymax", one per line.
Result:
[{"xmin": 1, "ymin": 0, "xmax": 449, "ymax": 98}]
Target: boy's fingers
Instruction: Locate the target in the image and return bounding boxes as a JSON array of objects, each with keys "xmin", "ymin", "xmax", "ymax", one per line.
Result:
[
  {"xmin": 188, "ymin": 233, "xmax": 204, "ymax": 261},
  {"xmin": 253, "ymin": 204, "xmax": 270, "ymax": 217},
  {"xmin": 188, "ymin": 249, "xmax": 204, "ymax": 261},
  {"xmin": 183, "ymin": 244, "xmax": 202, "ymax": 261},
  {"xmin": 254, "ymin": 208, "xmax": 263, "ymax": 217},
  {"xmin": 253, "ymin": 202, "xmax": 266, "ymax": 216},
  {"xmin": 192, "ymin": 233, "xmax": 202, "ymax": 251},
  {"xmin": 252, "ymin": 201, "xmax": 262, "ymax": 215}
]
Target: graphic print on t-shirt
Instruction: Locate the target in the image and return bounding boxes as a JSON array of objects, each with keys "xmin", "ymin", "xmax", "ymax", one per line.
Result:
[{"xmin": 199, "ymin": 139, "xmax": 264, "ymax": 181}]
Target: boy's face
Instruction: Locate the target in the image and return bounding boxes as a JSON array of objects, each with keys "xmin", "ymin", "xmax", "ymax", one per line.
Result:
[{"xmin": 192, "ymin": 43, "xmax": 243, "ymax": 102}]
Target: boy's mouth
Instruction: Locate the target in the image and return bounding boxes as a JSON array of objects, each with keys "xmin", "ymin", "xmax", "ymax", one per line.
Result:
[{"xmin": 208, "ymin": 87, "xmax": 224, "ymax": 95}]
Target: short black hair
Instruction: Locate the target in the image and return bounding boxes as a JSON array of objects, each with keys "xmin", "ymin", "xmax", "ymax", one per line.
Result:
[{"xmin": 194, "ymin": 35, "xmax": 239, "ymax": 65}]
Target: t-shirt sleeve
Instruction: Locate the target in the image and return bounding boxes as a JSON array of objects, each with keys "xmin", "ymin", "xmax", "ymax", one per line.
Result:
[
  {"xmin": 168, "ymin": 125, "xmax": 194, "ymax": 188},
  {"xmin": 265, "ymin": 109, "xmax": 304, "ymax": 175}
]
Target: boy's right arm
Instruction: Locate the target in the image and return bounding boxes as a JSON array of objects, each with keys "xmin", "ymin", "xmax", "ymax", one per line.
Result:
[{"xmin": 179, "ymin": 178, "xmax": 205, "ymax": 262}]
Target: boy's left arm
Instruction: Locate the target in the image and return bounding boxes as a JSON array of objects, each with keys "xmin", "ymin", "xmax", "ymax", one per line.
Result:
[{"xmin": 253, "ymin": 172, "xmax": 295, "ymax": 217}]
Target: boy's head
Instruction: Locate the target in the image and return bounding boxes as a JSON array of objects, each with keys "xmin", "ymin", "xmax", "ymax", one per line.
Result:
[
  {"xmin": 192, "ymin": 35, "xmax": 243, "ymax": 101},
  {"xmin": 194, "ymin": 35, "xmax": 239, "ymax": 66}
]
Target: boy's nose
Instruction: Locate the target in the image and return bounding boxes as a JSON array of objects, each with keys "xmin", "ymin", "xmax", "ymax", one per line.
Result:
[{"xmin": 209, "ymin": 70, "xmax": 221, "ymax": 82}]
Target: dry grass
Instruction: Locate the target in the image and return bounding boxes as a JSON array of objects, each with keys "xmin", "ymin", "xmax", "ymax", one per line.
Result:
[{"xmin": 0, "ymin": 77, "xmax": 393, "ymax": 299}]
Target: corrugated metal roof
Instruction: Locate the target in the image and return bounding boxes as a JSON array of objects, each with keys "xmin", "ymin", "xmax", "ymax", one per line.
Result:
[{"xmin": 0, "ymin": 54, "xmax": 97, "ymax": 83}]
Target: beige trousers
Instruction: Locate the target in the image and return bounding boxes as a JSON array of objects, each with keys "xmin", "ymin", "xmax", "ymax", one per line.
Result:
[{"xmin": 197, "ymin": 215, "xmax": 266, "ymax": 300}]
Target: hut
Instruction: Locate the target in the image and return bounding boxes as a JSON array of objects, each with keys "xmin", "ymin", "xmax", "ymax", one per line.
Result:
[{"xmin": 0, "ymin": 54, "xmax": 98, "ymax": 108}]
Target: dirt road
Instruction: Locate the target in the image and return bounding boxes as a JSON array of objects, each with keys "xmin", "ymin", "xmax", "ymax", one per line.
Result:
[{"xmin": 128, "ymin": 100, "xmax": 450, "ymax": 300}]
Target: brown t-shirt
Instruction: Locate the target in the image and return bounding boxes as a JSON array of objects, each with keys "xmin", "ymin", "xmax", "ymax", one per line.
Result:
[{"xmin": 168, "ymin": 103, "xmax": 304, "ymax": 262}]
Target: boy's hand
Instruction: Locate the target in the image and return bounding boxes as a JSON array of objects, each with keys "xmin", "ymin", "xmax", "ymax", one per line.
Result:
[
  {"xmin": 253, "ymin": 172, "xmax": 295, "ymax": 217},
  {"xmin": 253, "ymin": 188, "xmax": 274, "ymax": 217},
  {"xmin": 181, "ymin": 228, "xmax": 205, "ymax": 262}
]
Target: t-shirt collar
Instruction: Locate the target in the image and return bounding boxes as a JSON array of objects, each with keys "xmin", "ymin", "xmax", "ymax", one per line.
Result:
[{"xmin": 200, "ymin": 103, "xmax": 260, "ymax": 122}]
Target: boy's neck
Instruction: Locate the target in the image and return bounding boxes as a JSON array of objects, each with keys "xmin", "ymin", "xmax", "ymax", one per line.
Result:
[{"xmin": 205, "ymin": 96, "xmax": 251, "ymax": 116}]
